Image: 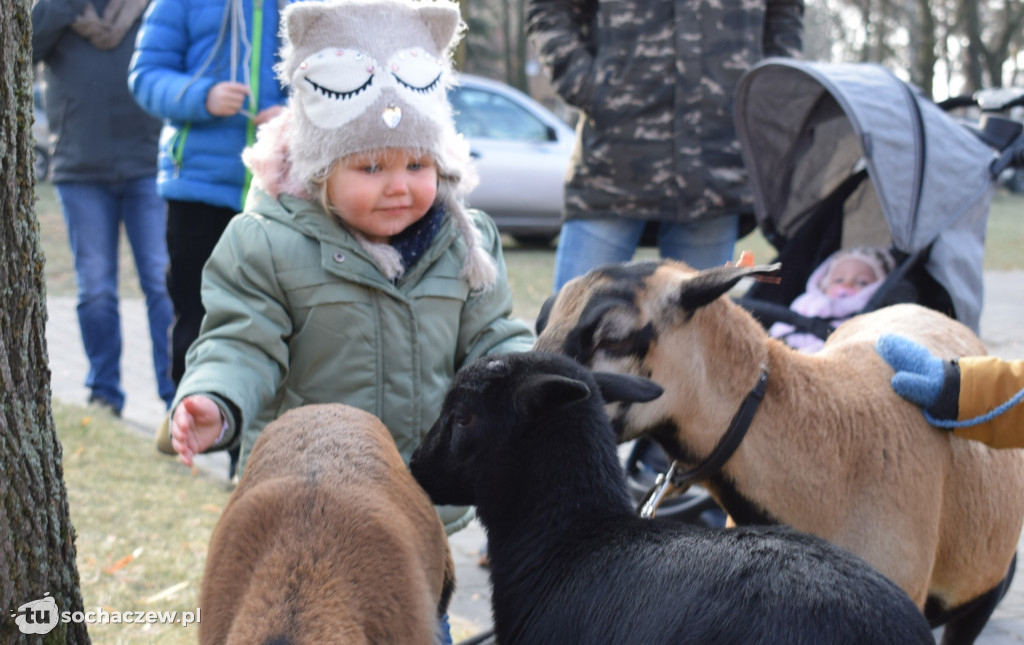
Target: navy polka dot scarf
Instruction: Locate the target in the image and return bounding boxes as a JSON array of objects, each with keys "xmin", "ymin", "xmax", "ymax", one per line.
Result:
[{"xmin": 390, "ymin": 203, "xmax": 445, "ymax": 275}]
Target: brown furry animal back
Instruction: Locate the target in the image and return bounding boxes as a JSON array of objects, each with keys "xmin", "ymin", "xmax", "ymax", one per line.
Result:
[{"xmin": 199, "ymin": 404, "xmax": 455, "ymax": 645}]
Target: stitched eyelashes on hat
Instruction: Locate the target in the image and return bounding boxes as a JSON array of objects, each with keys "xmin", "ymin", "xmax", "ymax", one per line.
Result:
[
  {"xmin": 295, "ymin": 47, "xmax": 447, "ymax": 129},
  {"xmin": 393, "ymin": 71, "xmax": 442, "ymax": 94},
  {"xmin": 304, "ymin": 71, "xmax": 441, "ymax": 100},
  {"xmin": 304, "ymin": 75, "xmax": 374, "ymax": 100}
]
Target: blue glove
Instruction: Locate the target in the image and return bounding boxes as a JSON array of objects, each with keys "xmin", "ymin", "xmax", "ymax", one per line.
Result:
[{"xmin": 875, "ymin": 334, "xmax": 960, "ymax": 422}]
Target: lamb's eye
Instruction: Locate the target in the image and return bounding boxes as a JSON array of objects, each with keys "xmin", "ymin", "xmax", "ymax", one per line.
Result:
[{"xmin": 453, "ymin": 410, "xmax": 476, "ymax": 429}]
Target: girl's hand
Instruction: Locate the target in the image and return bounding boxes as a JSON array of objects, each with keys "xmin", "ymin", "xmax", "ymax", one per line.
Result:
[
  {"xmin": 206, "ymin": 81, "xmax": 250, "ymax": 117},
  {"xmin": 170, "ymin": 395, "xmax": 224, "ymax": 466}
]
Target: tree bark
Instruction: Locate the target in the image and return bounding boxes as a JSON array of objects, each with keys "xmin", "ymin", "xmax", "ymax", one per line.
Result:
[
  {"xmin": 0, "ymin": 0, "xmax": 89, "ymax": 642},
  {"xmin": 912, "ymin": 0, "xmax": 937, "ymax": 97}
]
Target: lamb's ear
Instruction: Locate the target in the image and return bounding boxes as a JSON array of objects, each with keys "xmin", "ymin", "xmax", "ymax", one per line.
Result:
[
  {"xmin": 677, "ymin": 263, "xmax": 781, "ymax": 312},
  {"xmin": 513, "ymin": 374, "xmax": 591, "ymax": 420},
  {"xmin": 593, "ymin": 372, "xmax": 663, "ymax": 405}
]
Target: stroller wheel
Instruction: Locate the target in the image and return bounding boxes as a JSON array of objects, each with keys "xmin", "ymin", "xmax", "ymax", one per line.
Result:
[{"xmin": 624, "ymin": 438, "xmax": 728, "ymax": 528}]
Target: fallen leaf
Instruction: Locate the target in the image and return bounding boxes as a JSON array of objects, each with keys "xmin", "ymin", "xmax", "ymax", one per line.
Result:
[{"xmin": 103, "ymin": 547, "xmax": 144, "ymax": 574}]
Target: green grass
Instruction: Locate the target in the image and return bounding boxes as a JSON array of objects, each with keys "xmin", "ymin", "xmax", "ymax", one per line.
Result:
[
  {"xmin": 499, "ymin": 190, "xmax": 1022, "ymax": 323},
  {"xmin": 35, "ymin": 180, "xmax": 1023, "ymax": 310},
  {"xmin": 502, "ymin": 226, "xmax": 775, "ymax": 323},
  {"xmin": 984, "ymin": 191, "xmax": 1024, "ymax": 270},
  {"xmin": 56, "ymin": 402, "xmax": 231, "ymax": 644}
]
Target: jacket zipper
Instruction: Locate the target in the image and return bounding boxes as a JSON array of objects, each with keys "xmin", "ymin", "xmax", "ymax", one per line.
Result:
[{"xmin": 171, "ymin": 124, "xmax": 191, "ymax": 178}]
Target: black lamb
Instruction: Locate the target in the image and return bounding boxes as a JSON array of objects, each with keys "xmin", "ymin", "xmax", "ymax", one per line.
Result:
[{"xmin": 409, "ymin": 352, "xmax": 934, "ymax": 645}]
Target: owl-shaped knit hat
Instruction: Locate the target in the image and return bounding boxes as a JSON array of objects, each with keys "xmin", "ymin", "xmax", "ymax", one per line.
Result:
[
  {"xmin": 271, "ymin": 0, "xmax": 495, "ymax": 290},
  {"xmin": 278, "ymin": 0, "xmax": 467, "ymax": 190}
]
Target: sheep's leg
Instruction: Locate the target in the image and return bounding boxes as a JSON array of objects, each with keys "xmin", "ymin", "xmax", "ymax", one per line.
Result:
[{"xmin": 931, "ymin": 553, "xmax": 1016, "ymax": 645}]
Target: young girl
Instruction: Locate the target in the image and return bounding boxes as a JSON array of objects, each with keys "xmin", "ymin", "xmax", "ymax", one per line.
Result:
[
  {"xmin": 769, "ymin": 246, "xmax": 895, "ymax": 352},
  {"xmin": 168, "ymin": 0, "xmax": 533, "ymax": 542}
]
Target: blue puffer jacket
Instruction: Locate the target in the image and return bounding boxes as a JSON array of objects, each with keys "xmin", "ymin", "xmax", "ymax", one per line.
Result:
[{"xmin": 129, "ymin": 0, "xmax": 290, "ymax": 210}]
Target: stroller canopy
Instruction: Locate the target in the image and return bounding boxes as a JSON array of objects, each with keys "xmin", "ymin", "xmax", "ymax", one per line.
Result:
[{"xmin": 734, "ymin": 59, "xmax": 995, "ymax": 331}]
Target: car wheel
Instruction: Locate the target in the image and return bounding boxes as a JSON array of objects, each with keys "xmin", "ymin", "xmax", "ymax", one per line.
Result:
[{"xmin": 511, "ymin": 233, "xmax": 557, "ymax": 247}]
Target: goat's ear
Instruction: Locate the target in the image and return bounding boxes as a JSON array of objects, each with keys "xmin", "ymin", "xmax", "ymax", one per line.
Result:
[
  {"xmin": 513, "ymin": 374, "xmax": 591, "ymax": 420},
  {"xmin": 677, "ymin": 263, "xmax": 781, "ymax": 312},
  {"xmin": 593, "ymin": 372, "xmax": 663, "ymax": 405}
]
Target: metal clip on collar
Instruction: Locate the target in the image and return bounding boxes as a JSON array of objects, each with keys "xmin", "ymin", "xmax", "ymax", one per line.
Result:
[{"xmin": 638, "ymin": 461, "xmax": 680, "ymax": 519}]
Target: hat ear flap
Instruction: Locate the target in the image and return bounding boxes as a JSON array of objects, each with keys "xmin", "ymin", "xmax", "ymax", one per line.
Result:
[{"xmin": 417, "ymin": 2, "xmax": 462, "ymax": 54}]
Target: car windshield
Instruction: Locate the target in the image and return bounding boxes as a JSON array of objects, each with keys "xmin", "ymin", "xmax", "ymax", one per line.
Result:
[{"xmin": 449, "ymin": 86, "xmax": 552, "ymax": 142}]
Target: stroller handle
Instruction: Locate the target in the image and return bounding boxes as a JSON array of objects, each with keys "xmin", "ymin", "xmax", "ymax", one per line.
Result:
[{"xmin": 938, "ymin": 87, "xmax": 1024, "ymax": 113}]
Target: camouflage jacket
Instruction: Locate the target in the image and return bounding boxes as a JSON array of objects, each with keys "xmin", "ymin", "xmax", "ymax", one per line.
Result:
[{"xmin": 527, "ymin": 0, "xmax": 804, "ymax": 223}]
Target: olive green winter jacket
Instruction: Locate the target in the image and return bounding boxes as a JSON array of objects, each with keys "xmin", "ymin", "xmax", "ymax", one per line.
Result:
[{"xmin": 173, "ymin": 188, "xmax": 534, "ymax": 533}]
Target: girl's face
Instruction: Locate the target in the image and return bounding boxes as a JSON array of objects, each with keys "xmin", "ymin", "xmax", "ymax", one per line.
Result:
[{"xmin": 326, "ymin": 149, "xmax": 438, "ymax": 243}]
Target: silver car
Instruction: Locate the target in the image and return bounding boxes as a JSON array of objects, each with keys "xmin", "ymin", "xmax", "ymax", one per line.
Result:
[{"xmin": 449, "ymin": 74, "xmax": 575, "ymax": 245}]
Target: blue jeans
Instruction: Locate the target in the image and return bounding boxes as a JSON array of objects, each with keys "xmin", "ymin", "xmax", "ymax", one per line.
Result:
[
  {"xmin": 552, "ymin": 216, "xmax": 740, "ymax": 291},
  {"xmin": 436, "ymin": 613, "xmax": 453, "ymax": 645},
  {"xmin": 56, "ymin": 178, "xmax": 175, "ymax": 411}
]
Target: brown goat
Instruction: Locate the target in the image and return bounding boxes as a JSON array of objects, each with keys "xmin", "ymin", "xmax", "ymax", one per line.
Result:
[
  {"xmin": 534, "ymin": 260, "xmax": 1024, "ymax": 645},
  {"xmin": 199, "ymin": 404, "xmax": 455, "ymax": 645}
]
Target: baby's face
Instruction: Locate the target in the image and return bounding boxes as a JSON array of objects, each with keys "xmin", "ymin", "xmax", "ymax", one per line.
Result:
[{"xmin": 823, "ymin": 258, "xmax": 879, "ymax": 299}]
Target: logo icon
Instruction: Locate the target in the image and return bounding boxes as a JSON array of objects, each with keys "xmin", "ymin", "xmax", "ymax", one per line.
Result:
[{"xmin": 12, "ymin": 593, "xmax": 59, "ymax": 635}]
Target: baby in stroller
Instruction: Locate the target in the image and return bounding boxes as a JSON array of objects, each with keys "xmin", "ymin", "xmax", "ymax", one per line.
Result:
[{"xmin": 770, "ymin": 246, "xmax": 895, "ymax": 352}]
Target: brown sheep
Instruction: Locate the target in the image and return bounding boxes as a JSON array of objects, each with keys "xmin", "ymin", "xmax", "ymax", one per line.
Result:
[
  {"xmin": 198, "ymin": 404, "xmax": 455, "ymax": 645},
  {"xmin": 534, "ymin": 260, "xmax": 1024, "ymax": 645}
]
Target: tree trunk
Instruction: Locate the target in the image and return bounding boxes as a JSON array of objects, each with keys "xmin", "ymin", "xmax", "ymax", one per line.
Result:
[
  {"xmin": 501, "ymin": 0, "xmax": 513, "ymax": 85},
  {"xmin": 912, "ymin": 0, "xmax": 937, "ymax": 98},
  {"xmin": 512, "ymin": 0, "xmax": 529, "ymax": 92},
  {"xmin": 962, "ymin": 0, "xmax": 985, "ymax": 91},
  {"xmin": 0, "ymin": 0, "xmax": 89, "ymax": 643}
]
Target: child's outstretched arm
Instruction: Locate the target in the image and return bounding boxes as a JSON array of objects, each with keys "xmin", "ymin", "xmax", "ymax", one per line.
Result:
[
  {"xmin": 876, "ymin": 334, "xmax": 1024, "ymax": 449},
  {"xmin": 170, "ymin": 395, "xmax": 226, "ymax": 467}
]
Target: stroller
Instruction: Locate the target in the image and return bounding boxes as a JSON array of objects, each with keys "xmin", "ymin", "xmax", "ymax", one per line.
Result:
[{"xmin": 627, "ymin": 58, "xmax": 1024, "ymax": 523}]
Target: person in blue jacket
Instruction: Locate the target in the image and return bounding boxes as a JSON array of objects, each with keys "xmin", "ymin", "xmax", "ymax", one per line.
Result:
[
  {"xmin": 33, "ymin": 0, "xmax": 175, "ymax": 417},
  {"xmin": 129, "ymin": 0, "xmax": 289, "ymax": 475}
]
